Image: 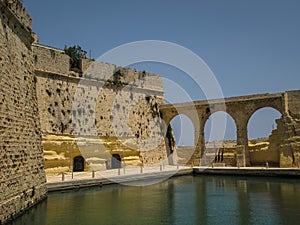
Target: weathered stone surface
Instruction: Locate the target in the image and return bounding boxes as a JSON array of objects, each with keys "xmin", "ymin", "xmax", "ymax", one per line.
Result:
[
  {"xmin": 0, "ymin": 1, "xmax": 47, "ymax": 223},
  {"xmin": 278, "ymin": 91, "xmax": 300, "ymax": 167},
  {"xmin": 33, "ymin": 44, "xmax": 168, "ymax": 172},
  {"xmin": 1, "ymin": 2, "xmax": 300, "ymax": 224},
  {"xmin": 160, "ymin": 91, "xmax": 300, "ymax": 167}
]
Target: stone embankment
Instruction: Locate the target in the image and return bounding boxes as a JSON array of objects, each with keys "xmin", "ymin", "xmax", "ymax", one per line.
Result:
[{"xmin": 46, "ymin": 166, "xmax": 300, "ymax": 192}]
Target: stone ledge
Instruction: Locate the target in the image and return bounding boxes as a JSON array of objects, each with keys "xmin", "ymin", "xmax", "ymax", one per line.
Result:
[
  {"xmin": 212, "ymin": 163, "xmax": 226, "ymax": 167},
  {"xmin": 194, "ymin": 167, "xmax": 300, "ymax": 177},
  {"xmin": 47, "ymin": 168, "xmax": 193, "ymax": 192},
  {"xmin": 46, "ymin": 167, "xmax": 300, "ymax": 193}
]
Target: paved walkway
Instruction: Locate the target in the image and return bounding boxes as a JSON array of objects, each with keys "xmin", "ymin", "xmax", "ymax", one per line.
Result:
[
  {"xmin": 46, "ymin": 165, "xmax": 191, "ymax": 184},
  {"xmin": 46, "ymin": 165, "xmax": 300, "ymax": 192}
]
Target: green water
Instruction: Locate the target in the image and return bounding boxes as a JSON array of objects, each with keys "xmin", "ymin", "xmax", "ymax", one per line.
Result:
[{"xmin": 11, "ymin": 175, "xmax": 300, "ymax": 225}]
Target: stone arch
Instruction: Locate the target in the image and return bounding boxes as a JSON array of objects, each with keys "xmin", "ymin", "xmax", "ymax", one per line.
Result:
[
  {"xmin": 246, "ymin": 106, "xmax": 283, "ymax": 129},
  {"xmin": 160, "ymin": 91, "xmax": 288, "ymax": 167},
  {"xmin": 166, "ymin": 114, "xmax": 196, "ymax": 165},
  {"xmin": 247, "ymin": 107, "xmax": 282, "ymax": 139},
  {"xmin": 204, "ymin": 110, "xmax": 237, "ymax": 142},
  {"xmin": 247, "ymin": 107, "xmax": 282, "ymax": 166},
  {"xmin": 170, "ymin": 114, "xmax": 195, "ymax": 146},
  {"xmin": 203, "ymin": 111, "xmax": 237, "ymax": 166},
  {"xmin": 201, "ymin": 108, "xmax": 237, "ymax": 141},
  {"xmin": 165, "ymin": 112, "xmax": 198, "ymax": 132}
]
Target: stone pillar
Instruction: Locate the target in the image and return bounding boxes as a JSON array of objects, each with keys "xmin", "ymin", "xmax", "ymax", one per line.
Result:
[
  {"xmin": 192, "ymin": 122, "xmax": 205, "ymax": 166},
  {"xmin": 179, "ymin": 115, "xmax": 202, "ymax": 166},
  {"xmin": 190, "ymin": 130, "xmax": 200, "ymax": 166},
  {"xmin": 236, "ymin": 122, "xmax": 250, "ymax": 166},
  {"xmin": 236, "ymin": 145, "xmax": 246, "ymax": 167}
]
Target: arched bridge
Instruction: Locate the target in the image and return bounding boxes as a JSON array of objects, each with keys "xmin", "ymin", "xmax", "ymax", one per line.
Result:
[{"xmin": 160, "ymin": 90, "xmax": 300, "ymax": 166}]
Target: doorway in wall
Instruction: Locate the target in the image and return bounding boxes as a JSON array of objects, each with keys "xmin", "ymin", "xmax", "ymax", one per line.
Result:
[
  {"xmin": 73, "ymin": 156, "xmax": 84, "ymax": 172},
  {"xmin": 111, "ymin": 154, "xmax": 122, "ymax": 169}
]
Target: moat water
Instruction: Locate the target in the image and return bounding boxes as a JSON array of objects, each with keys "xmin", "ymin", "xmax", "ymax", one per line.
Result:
[{"xmin": 11, "ymin": 175, "xmax": 300, "ymax": 225}]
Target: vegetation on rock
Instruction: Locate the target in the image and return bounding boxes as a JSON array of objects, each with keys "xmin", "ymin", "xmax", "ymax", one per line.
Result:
[{"xmin": 64, "ymin": 45, "xmax": 87, "ymax": 70}]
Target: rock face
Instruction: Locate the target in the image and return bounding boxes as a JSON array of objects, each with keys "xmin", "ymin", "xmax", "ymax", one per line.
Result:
[
  {"xmin": 33, "ymin": 44, "xmax": 168, "ymax": 173},
  {"xmin": 247, "ymin": 127, "xmax": 282, "ymax": 167},
  {"xmin": 0, "ymin": 1, "xmax": 47, "ymax": 223},
  {"xmin": 278, "ymin": 91, "xmax": 300, "ymax": 167}
]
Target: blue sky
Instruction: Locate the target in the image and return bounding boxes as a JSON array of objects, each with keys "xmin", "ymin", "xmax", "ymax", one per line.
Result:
[{"xmin": 25, "ymin": 0, "xmax": 300, "ymax": 144}]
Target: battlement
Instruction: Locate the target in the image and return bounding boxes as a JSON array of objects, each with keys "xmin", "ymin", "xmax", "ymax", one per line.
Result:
[
  {"xmin": 33, "ymin": 44, "xmax": 71, "ymax": 75},
  {"xmin": 33, "ymin": 43, "xmax": 164, "ymax": 94},
  {"xmin": 0, "ymin": 0, "xmax": 32, "ymax": 31}
]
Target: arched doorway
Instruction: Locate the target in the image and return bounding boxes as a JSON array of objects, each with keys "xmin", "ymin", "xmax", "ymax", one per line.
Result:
[
  {"xmin": 247, "ymin": 107, "xmax": 282, "ymax": 166},
  {"xmin": 73, "ymin": 156, "xmax": 85, "ymax": 172},
  {"xmin": 111, "ymin": 154, "xmax": 122, "ymax": 169},
  {"xmin": 204, "ymin": 111, "xmax": 237, "ymax": 166},
  {"xmin": 168, "ymin": 114, "xmax": 195, "ymax": 165}
]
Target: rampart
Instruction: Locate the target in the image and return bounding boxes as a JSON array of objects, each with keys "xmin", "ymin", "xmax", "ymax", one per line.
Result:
[
  {"xmin": 32, "ymin": 44, "xmax": 168, "ymax": 173},
  {"xmin": 0, "ymin": 1, "xmax": 47, "ymax": 223}
]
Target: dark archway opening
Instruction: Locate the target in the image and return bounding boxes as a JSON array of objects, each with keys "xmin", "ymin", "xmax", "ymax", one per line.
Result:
[
  {"xmin": 73, "ymin": 156, "xmax": 85, "ymax": 172},
  {"xmin": 111, "ymin": 154, "xmax": 122, "ymax": 169}
]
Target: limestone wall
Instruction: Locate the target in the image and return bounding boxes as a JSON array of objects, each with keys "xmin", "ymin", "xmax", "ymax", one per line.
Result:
[
  {"xmin": 0, "ymin": 1, "xmax": 47, "ymax": 223},
  {"xmin": 279, "ymin": 91, "xmax": 300, "ymax": 167},
  {"xmin": 34, "ymin": 45, "xmax": 167, "ymax": 171},
  {"xmin": 248, "ymin": 135, "xmax": 280, "ymax": 167},
  {"xmin": 1, "ymin": 0, "xmax": 32, "ymax": 31},
  {"xmin": 286, "ymin": 90, "xmax": 300, "ymax": 119},
  {"xmin": 33, "ymin": 44, "xmax": 70, "ymax": 75}
]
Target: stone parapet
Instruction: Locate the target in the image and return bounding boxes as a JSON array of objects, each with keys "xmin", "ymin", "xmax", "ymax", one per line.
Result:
[
  {"xmin": 33, "ymin": 44, "xmax": 164, "ymax": 95},
  {"xmin": 32, "ymin": 44, "xmax": 71, "ymax": 75},
  {"xmin": 0, "ymin": 0, "xmax": 32, "ymax": 30}
]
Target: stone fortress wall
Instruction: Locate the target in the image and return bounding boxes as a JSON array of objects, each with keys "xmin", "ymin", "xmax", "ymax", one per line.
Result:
[
  {"xmin": 0, "ymin": 1, "xmax": 299, "ymax": 223},
  {"xmin": 32, "ymin": 44, "xmax": 169, "ymax": 174},
  {"xmin": 0, "ymin": 0, "xmax": 47, "ymax": 224}
]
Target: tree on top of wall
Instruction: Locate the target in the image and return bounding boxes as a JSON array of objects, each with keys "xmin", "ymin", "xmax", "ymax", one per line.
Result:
[{"xmin": 64, "ymin": 45, "xmax": 87, "ymax": 71}]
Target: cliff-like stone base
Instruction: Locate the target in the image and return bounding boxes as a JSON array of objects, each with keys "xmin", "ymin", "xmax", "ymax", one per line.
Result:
[
  {"xmin": 43, "ymin": 134, "xmax": 168, "ymax": 175},
  {"xmin": 0, "ymin": 185, "xmax": 47, "ymax": 224},
  {"xmin": 0, "ymin": 1, "xmax": 47, "ymax": 223}
]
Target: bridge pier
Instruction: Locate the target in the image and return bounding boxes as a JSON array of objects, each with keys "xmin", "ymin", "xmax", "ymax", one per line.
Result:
[{"xmin": 236, "ymin": 122, "xmax": 251, "ymax": 166}]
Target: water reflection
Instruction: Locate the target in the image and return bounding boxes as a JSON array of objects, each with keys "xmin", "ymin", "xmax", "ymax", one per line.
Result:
[{"xmin": 11, "ymin": 176, "xmax": 300, "ymax": 225}]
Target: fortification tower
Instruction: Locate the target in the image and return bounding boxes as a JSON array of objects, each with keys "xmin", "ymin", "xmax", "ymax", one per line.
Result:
[{"xmin": 0, "ymin": 1, "xmax": 47, "ymax": 223}]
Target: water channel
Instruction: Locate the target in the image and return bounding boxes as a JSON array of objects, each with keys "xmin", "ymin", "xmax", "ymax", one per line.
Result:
[{"xmin": 11, "ymin": 175, "xmax": 300, "ymax": 225}]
